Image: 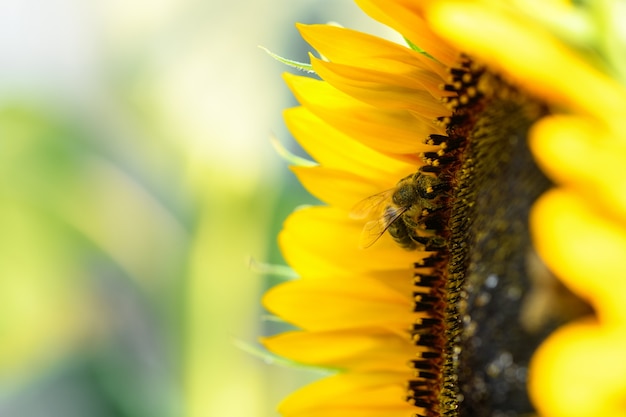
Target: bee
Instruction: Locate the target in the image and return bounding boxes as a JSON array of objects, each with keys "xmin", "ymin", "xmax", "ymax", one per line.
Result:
[{"xmin": 351, "ymin": 172, "xmax": 448, "ymax": 250}]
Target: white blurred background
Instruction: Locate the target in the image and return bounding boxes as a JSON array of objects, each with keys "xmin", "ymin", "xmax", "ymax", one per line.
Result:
[{"xmin": 0, "ymin": 1, "xmax": 396, "ymax": 417}]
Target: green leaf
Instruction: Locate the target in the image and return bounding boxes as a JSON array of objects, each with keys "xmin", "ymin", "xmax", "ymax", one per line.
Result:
[
  {"xmin": 270, "ymin": 134, "xmax": 317, "ymax": 167},
  {"xmin": 259, "ymin": 46, "xmax": 315, "ymax": 73},
  {"xmin": 233, "ymin": 339, "xmax": 337, "ymax": 372},
  {"xmin": 248, "ymin": 257, "xmax": 299, "ymax": 280},
  {"xmin": 403, "ymin": 37, "xmax": 437, "ymax": 61}
]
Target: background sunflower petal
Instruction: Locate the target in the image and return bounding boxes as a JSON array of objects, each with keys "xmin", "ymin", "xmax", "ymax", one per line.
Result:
[
  {"xmin": 530, "ymin": 320, "xmax": 626, "ymax": 417},
  {"xmin": 426, "ymin": 0, "xmax": 626, "ymax": 124},
  {"xmin": 530, "ymin": 115, "xmax": 626, "ymax": 221},
  {"xmin": 531, "ymin": 189, "xmax": 626, "ymax": 324}
]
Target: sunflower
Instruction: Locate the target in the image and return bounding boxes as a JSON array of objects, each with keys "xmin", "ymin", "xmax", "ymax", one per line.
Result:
[{"xmin": 262, "ymin": 1, "xmax": 626, "ymax": 417}]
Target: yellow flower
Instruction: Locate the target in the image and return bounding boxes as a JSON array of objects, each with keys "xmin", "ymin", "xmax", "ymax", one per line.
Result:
[{"xmin": 262, "ymin": 1, "xmax": 626, "ymax": 417}]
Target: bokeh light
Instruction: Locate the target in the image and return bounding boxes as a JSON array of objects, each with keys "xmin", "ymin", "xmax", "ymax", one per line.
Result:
[{"xmin": 0, "ymin": 1, "xmax": 397, "ymax": 417}]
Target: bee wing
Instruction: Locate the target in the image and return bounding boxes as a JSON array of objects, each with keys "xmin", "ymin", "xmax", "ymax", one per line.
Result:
[
  {"xmin": 358, "ymin": 205, "xmax": 408, "ymax": 249},
  {"xmin": 349, "ymin": 188, "xmax": 395, "ymax": 220}
]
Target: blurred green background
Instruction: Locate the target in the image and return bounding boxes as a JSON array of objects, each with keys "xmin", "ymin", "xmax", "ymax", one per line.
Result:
[{"xmin": 0, "ymin": 1, "xmax": 397, "ymax": 417}]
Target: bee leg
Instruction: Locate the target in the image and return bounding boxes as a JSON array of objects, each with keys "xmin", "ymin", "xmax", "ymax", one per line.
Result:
[
  {"xmin": 411, "ymin": 235, "xmax": 447, "ymax": 251},
  {"xmin": 419, "ymin": 209, "xmax": 447, "ymax": 230},
  {"xmin": 419, "ymin": 165, "xmax": 441, "ymax": 175},
  {"xmin": 429, "ymin": 176, "xmax": 451, "ymax": 194},
  {"xmin": 418, "ymin": 175, "xmax": 450, "ymax": 199},
  {"xmin": 419, "ymin": 195, "xmax": 446, "ymax": 214}
]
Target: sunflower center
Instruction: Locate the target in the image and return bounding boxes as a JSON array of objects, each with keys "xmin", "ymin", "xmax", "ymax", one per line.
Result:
[
  {"xmin": 407, "ymin": 59, "xmax": 587, "ymax": 417},
  {"xmin": 447, "ymin": 72, "xmax": 551, "ymax": 417}
]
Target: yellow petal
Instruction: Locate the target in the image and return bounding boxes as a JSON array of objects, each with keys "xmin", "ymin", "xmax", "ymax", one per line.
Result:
[
  {"xmin": 279, "ymin": 372, "xmax": 418, "ymax": 417},
  {"xmin": 297, "ymin": 24, "xmax": 452, "ymax": 98},
  {"xmin": 291, "ymin": 166, "xmax": 393, "ymax": 211},
  {"xmin": 262, "ymin": 277, "xmax": 414, "ymax": 332},
  {"xmin": 284, "ymin": 107, "xmax": 417, "ymax": 180},
  {"xmin": 261, "ymin": 328, "xmax": 416, "ymax": 372},
  {"xmin": 284, "ymin": 73, "xmax": 444, "ymax": 154},
  {"xmin": 355, "ymin": 0, "xmax": 458, "ymax": 67},
  {"xmin": 530, "ymin": 319, "xmax": 626, "ymax": 417},
  {"xmin": 297, "ymin": 23, "xmax": 449, "ymax": 81},
  {"xmin": 426, "ymin": 1, "xmax": 626, "ymax": 125},
  {"xmin": 530, "ymin": 115, "xmax": 626, "ymax": 221},
  {"xmin": 360, "ymin": 268, "xmax": 416, "ymax": 297},
  {"xmin": 531, "ymin": 189, "xmax": 626, "ymax": 325},
  {"xmin": 279, "ymin": 206, "xmax": 427, "ymax": 276},
  {"xmin": 311, "ymin": 57, "xmax": 450, "ymax": 118}
]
